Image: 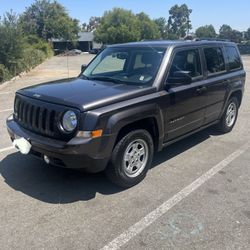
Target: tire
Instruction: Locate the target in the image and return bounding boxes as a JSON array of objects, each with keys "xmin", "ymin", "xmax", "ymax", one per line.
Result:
[
  {"xmin": 216, "ymin": 97, "xmax": 239, "ymax": 133},
  {"xmin": 105, "ymin": 129, "xmax": 154, "ymax": 188}
]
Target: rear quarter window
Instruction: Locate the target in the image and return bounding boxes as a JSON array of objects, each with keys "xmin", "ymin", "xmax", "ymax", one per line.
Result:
[{"xmin": 225, "ymin": 46, "xmax": 242, "ymax": 71}]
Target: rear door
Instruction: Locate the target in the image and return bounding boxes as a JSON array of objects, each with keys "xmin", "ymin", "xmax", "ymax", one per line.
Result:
[
  {"xmin": 202, "ymin": 46, "xmax": 228, "ymax": 124},
  {"xmin": 163, "ymin": 47, "xmax": 207, "ymax": 141}
]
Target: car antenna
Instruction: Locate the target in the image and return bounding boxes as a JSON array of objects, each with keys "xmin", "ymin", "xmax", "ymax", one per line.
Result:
[{"xmin": 67, "ymin": 41, "xmax": 69, "ymax": 79}]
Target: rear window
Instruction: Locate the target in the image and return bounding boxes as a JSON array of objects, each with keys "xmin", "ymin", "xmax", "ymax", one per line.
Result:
[
  {"xmin": 225, "ymin": 46, "xmax": 242, "ymax": 71},
  {"xmin": 204, "ymin": 47, "xmax": 225, "ymax": 74}
]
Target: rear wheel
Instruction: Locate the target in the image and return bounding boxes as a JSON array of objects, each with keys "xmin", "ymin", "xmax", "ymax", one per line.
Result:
[
  {"xmin": 216, "ymin": 97, "xmax": 239, "ymax": 133},
  {"xmin": 105, "ymin": 129, "xmax": 154, "ymax": 188}
]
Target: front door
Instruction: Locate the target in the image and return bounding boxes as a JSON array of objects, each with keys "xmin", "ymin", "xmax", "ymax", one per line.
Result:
[{"xmin": 163, "ymin": 48, "xmax": 207, "ymax": 141}]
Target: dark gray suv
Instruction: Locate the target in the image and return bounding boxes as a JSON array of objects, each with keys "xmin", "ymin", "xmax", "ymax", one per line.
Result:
[{"xmin": 6, "ymin": 40, "xmax": 245, "ymax": 187}]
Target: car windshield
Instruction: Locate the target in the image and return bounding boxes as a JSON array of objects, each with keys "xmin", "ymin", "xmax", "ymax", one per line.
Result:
[{"xmin": 81, "ymin": 46, "xmax": 166, "ymax": 86}]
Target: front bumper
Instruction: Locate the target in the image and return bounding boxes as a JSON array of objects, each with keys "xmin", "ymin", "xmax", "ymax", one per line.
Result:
[{"xmin": 6, "ymin": 117, "xmax": 116, "ymax": 172}]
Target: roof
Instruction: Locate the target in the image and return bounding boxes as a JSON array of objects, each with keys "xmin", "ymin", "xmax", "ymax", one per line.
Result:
[
  {"xmin": 78, "ymin": 32, "xmax": 94, "ymax": 42},
  {"xmin": 52, "ymin": 32, "xmax": 94, "ymax": 42},
  {"xmin": 109, "ymin": 40, "xmax": 236, "ymax": 48}
]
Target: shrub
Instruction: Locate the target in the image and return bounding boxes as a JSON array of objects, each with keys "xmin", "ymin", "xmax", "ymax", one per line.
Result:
[
  {"xmin": 24, "ymin": 35, "xmax": 54, "ymax": 58},
  {"xmin": 33, "ymin": 42, "xmax": 54, "ymax": 58},
  {"xmin": 238, "ymin": 44, "xmax": 250, "ymax": 55},
  {"xmin": 0, "ymin": 64, "xmax": 11, "ymax": 84},
  {"xmin": 0, "ymin": 13, "xmax": 54, "ymax": 83},
  {"xmin": 5, "ymin": 49, "xmax": 45, "ymax": 76},
  {"xmin": 0, "ymin": 12, "xmax": 26, "ymax": 75},
  {"xmin": 21, "ymin": 48, "xmax": 46, "ymax": 72}
]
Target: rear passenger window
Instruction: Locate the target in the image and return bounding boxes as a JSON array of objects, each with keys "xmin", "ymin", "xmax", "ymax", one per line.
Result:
[
  {"xmin": 225, "ymin": 46, "xmax": 242, "ymax": 70},
  {"xmin": 204, "ymin": 47, "xmax": 225, "ymax": 74},
  {"xmin": 169, "ymin": 49, "xmax": 202, "ymax": 78}
]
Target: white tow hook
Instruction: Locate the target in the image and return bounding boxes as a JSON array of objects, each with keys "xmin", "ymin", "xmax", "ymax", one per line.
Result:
[{"xmin": 44, "ymin": 155, "xmax": 50, "ymax": 164}]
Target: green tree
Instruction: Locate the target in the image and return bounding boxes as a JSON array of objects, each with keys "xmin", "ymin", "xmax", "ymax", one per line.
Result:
[
  {"xmin": 82, "ymin": 16, "xmax": 101, "ymax": 32},
  {"xmin": 167, "ymin": 4, "xmax": 192, "ymax": 39},
  {"xmin": 136, "ymin": 12, "xmax": 160, "ymax": 40},
  {"xmin": 24, "ymin": 34, "xmax": 53, "ymax": 57},
  {"xmin": 219, "ymin": 24, "xmax": 242, "ymax": 43},
  {"xmin": 0, "ymin": 10, "xmax": 53, "ymax": 83},
  {"xmin": 154, "ymin": 17, "xmax": 167, "ymax": 39},
  {"xmin": 20, "ymin": 0, "xmax": 79, "ymax": 40},
  {"xmin": 0, "ymin": 11, "xmax": 25, "ymax": 74},
  {"xmin": 94, "ymin": 8, "xmax": 141, "ymax": 44},
  {"xmin": 230, "ymin": 30, "xmax": 243, "ymax": 43},
  {"xmin": 245, "ymin": 28, "xmax": 250, "ymax": 40},
  {"xmin": 219, "ymin": 24, "xmax": 233, "ymax": 39},
  {"xmin": 195, "ymin": 25, "xmax": 216, "ymax": 38}
]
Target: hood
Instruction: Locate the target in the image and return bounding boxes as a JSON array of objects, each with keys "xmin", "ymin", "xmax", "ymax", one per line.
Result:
[{"xmin": 17, "ymin": 78, "xmax": 155, "ymax": 111}]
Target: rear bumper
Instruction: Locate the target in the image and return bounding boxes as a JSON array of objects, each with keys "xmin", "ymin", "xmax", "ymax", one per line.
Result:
[{"xmin": 6, "ymin": 117, "xmax": 116, "ymax": 172}]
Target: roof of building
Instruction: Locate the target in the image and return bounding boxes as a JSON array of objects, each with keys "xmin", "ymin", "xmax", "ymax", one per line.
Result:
[
  {"xmin": 52, "ymin": 32, "xmax": 94, "ymax": 42},
  {"xmin": 78, "ymin": 32, "xmax": 94, "ymax": 42}
]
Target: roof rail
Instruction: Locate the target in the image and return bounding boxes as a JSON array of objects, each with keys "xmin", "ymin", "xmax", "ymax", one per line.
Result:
[{"xmin": 194, "ymin": 38, "xmax": 231, "ymax": 42}]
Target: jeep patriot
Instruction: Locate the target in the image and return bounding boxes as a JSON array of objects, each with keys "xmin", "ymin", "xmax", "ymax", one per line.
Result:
[{"xmin": 6, "ymin": 40, "xmax": 246, "ymax": 187}]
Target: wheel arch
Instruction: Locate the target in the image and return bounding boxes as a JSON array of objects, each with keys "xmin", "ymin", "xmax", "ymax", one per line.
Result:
[
  {"xmin": 106, "ymin": 104, "xmax": 164, "ymax": 151},
  {"xmin": 114, "ymin": 117, "xmax": 160, "ymax": 150},
  {"xmin": 220, "ymin": 89, "xmax": 243, "ymax": 119},
  {"xmin": 229, "ymin": 90, "xmax": 243, "ymax": 107}
]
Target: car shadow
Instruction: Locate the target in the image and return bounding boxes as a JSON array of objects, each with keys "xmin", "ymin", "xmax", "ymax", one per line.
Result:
[
  {"xmin": 0, "ymin": 127, "xmax": 217, "ymax": 204},
  {"xmin": 0, "ymin": 153, "xmax": 125, "ymax": 204},
  {"xmin": 152, "ymin": 127, "xmax": 216, "ymax": 167}
]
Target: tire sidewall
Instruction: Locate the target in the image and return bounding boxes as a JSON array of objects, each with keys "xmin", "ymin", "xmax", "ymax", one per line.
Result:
[
  {"xmin": 111, "ymin": 130, "xmax": 154, "ymax": 187},
  {"xmin": 221, "ymin": 97, "xmax": 239, "ymax": 132}
]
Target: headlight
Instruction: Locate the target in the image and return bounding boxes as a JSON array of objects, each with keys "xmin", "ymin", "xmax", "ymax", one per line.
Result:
[{"xmin": 62, "ymin": 110, "xmax": 77, "ymax": 132}]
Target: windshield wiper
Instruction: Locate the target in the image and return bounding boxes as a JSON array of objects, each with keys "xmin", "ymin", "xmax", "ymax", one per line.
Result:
[
  {"xmin": 79, "ymin": 74, "xmax": 90, "ymax": 80},
  {"xmin": 88, "ymin": 76, "xmax": 125, "ymax": 84}
]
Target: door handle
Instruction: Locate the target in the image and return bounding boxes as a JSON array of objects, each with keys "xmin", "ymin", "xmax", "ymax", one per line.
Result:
[{"xmin": 196, "ymin": 86, "xmax": 207, "ymax": 94}]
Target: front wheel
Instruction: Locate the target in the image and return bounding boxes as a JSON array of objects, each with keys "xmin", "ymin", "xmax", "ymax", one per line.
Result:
[
  {"xmin": 105, "ymin": 129, "xmax": 154, "ymax": 188},
  {"xmin": 216, "ymin": 97, "xmax": 239, "ymax": 133}
]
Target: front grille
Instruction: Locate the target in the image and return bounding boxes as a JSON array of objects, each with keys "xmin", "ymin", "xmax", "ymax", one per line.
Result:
[
  {"xmin": 14, "ymin": 94, "xmax": 78, "ymax": 140},
  {"xmin": 15, "ymin": 96, "xmax": 56, "ymax": 136}
]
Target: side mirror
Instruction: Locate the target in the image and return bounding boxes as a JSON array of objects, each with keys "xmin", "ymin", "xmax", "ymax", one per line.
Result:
[
  {"xmin": 81, "ymin": 64, "xmax": 87, "ymax": 73},
  {"xmin": 167, "ymin": 71, "xmax": 192, "ymax": 85}
]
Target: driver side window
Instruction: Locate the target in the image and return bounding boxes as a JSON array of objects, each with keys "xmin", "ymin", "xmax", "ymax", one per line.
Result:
[{"xmin": 168, "ymin": 49, "xmax": 202, "ymax": 83}]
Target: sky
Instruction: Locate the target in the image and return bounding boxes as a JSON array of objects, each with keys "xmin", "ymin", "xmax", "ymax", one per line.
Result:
[{"xmin": 0, "ymin": 0, "xmax": 249, "ymax": 32}]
